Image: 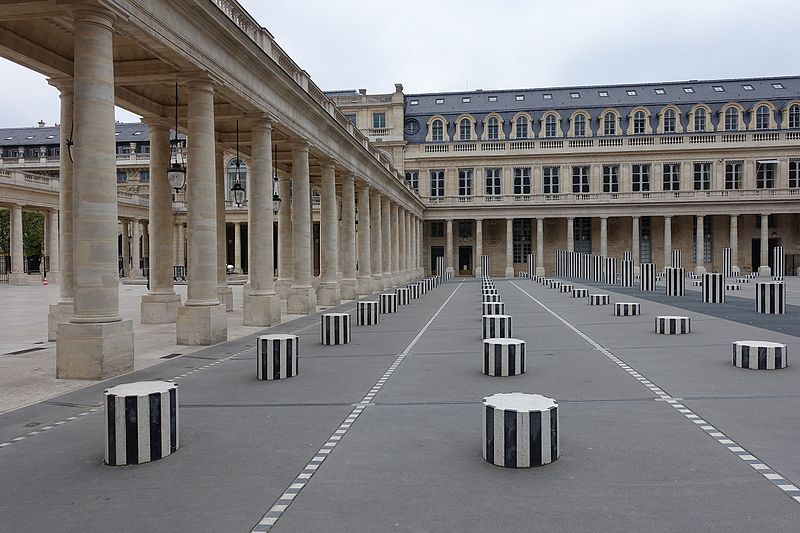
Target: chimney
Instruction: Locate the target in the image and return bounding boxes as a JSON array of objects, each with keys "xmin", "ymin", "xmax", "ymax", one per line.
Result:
[
  {"xmin": 358, "ymin": 89, "xmax": 367, "ymax": 95},
  {"xmin": 38, "ymin": 120, "xmax": 45, "ymax": 128}
]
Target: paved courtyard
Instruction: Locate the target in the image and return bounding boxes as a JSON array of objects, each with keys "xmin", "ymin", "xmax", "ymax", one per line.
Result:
[{"xmin": 1, "ymin": 277, "xmax": 800, "ymax": 532}]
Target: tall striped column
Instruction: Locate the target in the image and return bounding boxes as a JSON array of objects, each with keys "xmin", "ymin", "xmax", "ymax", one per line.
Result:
[
  {"xmin": 436, "ymin": 256, "xmax": 444, "ymax": 279},
  {"xmin": 665, "ymin": 267, "xmax": 685, "ymax": 296},
  {"xmin": 640, "ymin": 263, "xmax": 656, "ymax": 291},
  {"xmin": 481, "ymin": 255, "xmax": 490, "ymax": 277},
  {"xmin": 702, "ymin": 272, "xmax": 725, "ymax": 303},
  {"xmin": 604, "ymin": 257, "xmax": 617, "ymax": 284},
  {"xmin": 591, "ymin": 255, "xmax": 603, "ymax": 282},
  {"xmin": 623, "ymin": 251, "xmax": 632, "ymax": 261},
  {"xmin": 773, "ymin": 246, "xmax": 785, "ymax": 279},
  {"xmin": 722, "ymin": 247, "xmax": 733, "ymax": 278},
  {"xmin": 621, "ymin": 259, "xmax": 634, "ymax": 287},
  {"xmin": 671, "ymin": 250, "xmax": 682, "ymax": 268}
]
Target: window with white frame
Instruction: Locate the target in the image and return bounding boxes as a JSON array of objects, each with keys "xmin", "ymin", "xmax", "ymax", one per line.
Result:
[
  {"xmin": 542, "ymin": 166, "xmax": 559, "ymax": 194},
  {"xmin": 431, "ymin": 120, "xmax": 444, "ymax": 142},
  {"xmin": 372, "ymin": 112, "xmax": 386, "ymax": 129},
  {"xmin": 459, "ymin": 119, "xmax": 472, "ymax": 141},
  {"xmin": 515, "ymin": 116, "xmax": 528, "ymax": 139},
  {"xmin": 632, "ymin": 164, "xmax": 650, "ymax": 192},
  {"xmin": 694, "ymin": 108, "xmax": 707, "ymax": 131},
  {"xmin": 633, "ymin": 111, "xmax": 646, "ymax": 135},
  {"xmin": 573, "ymin": 114, "xmax": 586, "ymax": 137},
  {"xmin": 512, "ymin": 219, "xmax": 532, "ymax": 264},
  {"xmin": 790, "ymin": 160, "xmax": 800, "ymax": 188},
  {"xmin": 485, "ymin": 168, "xmax": 501, "ymax": 196},
  {"xmin": 405, "ymin": 170, "xmax": 419, "ymax": 191},
  {"xmin": 430, "ymin": 170, "xmax": 445, "ymax": 197},
  {"xmin": 663, "ymin": 163, "xmax": 680, "ymax": 191},
  {"xmin": 604, "ymin": 112, "xmax": 617, "ymax": 135},
  {"xmin": 755, "ymin": 105, "xmax": 771, "ymax": 130},
  {"xmin": 789, "ymin": 105, "xmax": 800, "ymax": 128},
  {"xmin": 756, "ymin": 161, "xmax": 776, "ymax": 188},
  {"xmin": 724, "ymin": 108, "xmax": 739, "ymax": 131},
  {"xmin": 514, "ymin": 167, "xmax": 531, "ymax": 195},
  {"xmin": 602, "ymin": 165, "xmax": 619, "ymax": 192},
  {"xmin": 544, "ymin": 115, "xmax": 557, "ymax": 138},
  {"xmin": 458, "ymin": 168, "xmax": 473, "ymax": 196},
  {"xmin": 693, "ymin": 162, "xmax": 712, "ymax": 190},
  {"xmin": 486, "ymin": 117, "xmax": 499, "ymax": 140},
  {"xmin": 725, "ymin": 162, "xmax": 742, "ymax": 190},
  {"xmin": 572, "ymin": 166, "xmax": 589, "ymax": 193},
  {"xmin": 663, "ymin": 108, "xmax": 677, "ymax": 132}
]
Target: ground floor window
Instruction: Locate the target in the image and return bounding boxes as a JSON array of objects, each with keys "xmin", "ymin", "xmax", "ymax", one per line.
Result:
[
  {"xmin": 640, "ymin": 216, "xmax": 652, "ymax": 263},
  {"xmin": 512, "ymin": 218, "xmax": 531, "ymax": 263},
  {"xmin": 574, "ymin": 217, "xmax": 592, "ymax": 254},
  {"xmin": 692, "ymin": 217, "xmax": 713, "ymax": 263}
]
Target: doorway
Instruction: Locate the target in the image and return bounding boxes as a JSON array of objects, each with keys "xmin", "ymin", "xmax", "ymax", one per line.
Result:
[
  {"xmin": 430, "ymin": 246, "xmax": 444, "ymax": 274},
  {"xmin": 458, "ymin": 246, "xmax": 473, "ymax": 276},
  {"xmin": 751, "ymin": 238, "xmax": 780, "ymax": 273}
]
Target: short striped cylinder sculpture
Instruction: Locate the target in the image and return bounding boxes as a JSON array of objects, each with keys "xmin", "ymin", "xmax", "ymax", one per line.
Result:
[
  {"xmin": 104, "ymin": 381, "xmax": 178, "ymax": 467},
  {"xmin": 420, "ymin": 279, "xmax": 429, "ymax": 294},
  {"xmin": 482, "ymin": 314, "xmax": 512, "ymax": 339},
  {"xmin": 640, "ymin": 263, "xmax": 656, "ymax": 291},
  {"xmin": 732, "ymin": 340, "xmax": 788, "ymax": 370},
  {"xmin": 257, "ymin": 334, "xmax": 299, "ymax": 380},
  {"xmin": 482, "ymin": 288, "xmax": 498, "ymax": 296},
  {"xmin": 482, "ymin": 302, "xmax": 505, "ymax": 316},
  {"xmin": 665, "ymin": 267, "xmax": 685, "ymax": 296},
  {"xmin": 692, "ymin": 280, "xmax": 702, "ymax": 287},
  {"xmin": 737, "ymin": 278, "xmax": 750, "ymax": 284},
  {"xmin": 482, "ymin": 338, "xmax": 526, "ymax": 377},
  {"xmin": 655, "ymin": 316, "xmax": 691, "ymax": 335},
  {"xmin": 482, "ymin": 393, "xmax": 558, "ymax": 468},
  {"xmin": 614, "ymin": 302, "xmax": 641, "ymax": 316},
  {"xmin": 551, "ymin": 280, "xmax": 562, "ymax": 290},
  {"xmin": 321, "ymin": 313, "xmax": 351, "ymax": 345},
  {"xmin": 702, "ymin": 273, "xmax": 725, "ymax": 303},
  {"xmin": 407, "ymin": 283, "xmax": 421, "ymax": 299},
  {"xmin": 572, "ymin": 288, "xmax": 588, "ymax": 298},
  {"xmin": 482, "ymin": 293, "xmax": 501, "ymax": 303},
  {"xmin": 395, "ymin": 287, "xmax": 410, "ymax": 306},
  {"xmin": 588, "ymin": 294, "xmax": 610, "ymax": 306},
  {"xmin": 560, "ymin": 283, "xmax": 574, "ymax": 294},
  {"xmin": 725, "ymin": 284, "xmax": 741, "ymax": 291},
  {"xmin": 620, "ymin": 259, "xmax": 634, "ymax": 288},
  {"xmin": 379, "ymin": 292, "xmax": 398, "ymax": 314},
  {"xmin": 356, "ymin": 301, "xmax": 380, "ymax": 326},
  {"xmin": 756, "ymin": 281, "xmax": 786, "ymax": 314}
]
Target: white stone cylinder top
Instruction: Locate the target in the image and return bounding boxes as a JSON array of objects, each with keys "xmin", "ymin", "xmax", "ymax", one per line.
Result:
[
  {"xmin": 323, "ymin": 313, "xmax": 350, "ymax": 318},
  {"xmin": 657, "ymin": 316, "xmax": 689, "ymax": 320},
  {"xmin": 482, "ymin": 314, "xmax": 511, "ymax": 319},
  {"xmin": 735, "ymin": 340, "xmax": 786, "ymax": 349},
  {"xmin": 483, "ymin": 338, "xmax": 524, "ymax": 346},
  {"xmin": 105, "ymin": 380, "xmax": 175, "ymax": 397},
  {"xmin": 260, "ymin": 334, "xmax": 298, "ymax": 341},
  {"xmin": 484, "ymin": 392, "xmax": 557, "ymax": 412}
]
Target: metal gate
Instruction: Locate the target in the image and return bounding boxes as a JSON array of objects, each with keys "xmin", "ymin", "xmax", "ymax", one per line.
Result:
[{"xmin": 0, "ymin": 256, "xmax": 9, "ymax": 284}]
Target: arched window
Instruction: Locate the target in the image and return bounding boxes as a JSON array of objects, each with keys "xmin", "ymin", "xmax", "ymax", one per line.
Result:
[
  {"xmin": 515, "ymin": 116, "xmax": 528, "ymax": 139},
  {"xmin": 604, "ymin": 112, "xmax": 616, "ymax": 135},
  {"xmin": 487, "ymin": 117, "xmax": 499, "ymax": 140},
  {"xmin": 459, "ymin": 118, "xmax": 472, "ymax": 141},
  {"xmin": 574, "ymin": 114, "xmax": 586, "ymax": 137},
  {"xmin": 790, "ymin": 104, "xmax": 800, "ymax": 129},
  {"xmin": 544, "ymin": 114, "xmax": 557, "ymax": 138},
  {"xmin": 226, "ymin": 159, "xmax": 247, "ymax": 200},
  {"xmin": 663, "ymin": 109, "xmax": 676, "ymax": 133},
  {"xmin": 431, "ymin": 119, "xmax": 444, "ymax": 142},
  {"xmin": 724, "ymin": 108, "xmax": 739, "ymax": 131},
  {"xmin": 755, "ymin": 105, "xmax": 770, "ymax": 130},
  {"xmin": 694, "ymin": 108, "xmax": 707, "ymax": 131},
  {"xmin": 633, "ymin": 111, "xmax": 646, "ymax": 135}
]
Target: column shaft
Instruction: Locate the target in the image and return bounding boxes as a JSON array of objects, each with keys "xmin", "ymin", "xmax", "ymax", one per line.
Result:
[
  {"xmin": 695, "ymin": 215, "xmax": 705, "ymax": 274},
  {"xmin": 445, "ymin": 219, "xmax": 454, "ymax": 276},
  {"xmin": 759, "ymin": 214, "xmax": 771, "ymax": 276},
  {"xmin": 234, "ymin": 223, "xmax": 242, "ymax": 272},
  {"xmin": 131, "ymin": 220, "xmax": 142, "ymax": 277},
  {"xmin": 370, "ymin": 191, "xmax": 383, "ymax": 291},
  {"xmin": 10, "ymin": 204, "xmax": 24, "ymax": 277},
  {"xmin": 730, "ymin": 215, "xmax": 739, "ymax": 273},
  {"xmin": 57, "ymin": 85, "xmax": 73, "ymax": 299},
  {"xmin": 121, "ymin": 220, "xmax": 130, "ymax": 278},
  {"xmin": 317, "ymin": 160, "xmax": 340, "ymax": 306},
  {"xmin": 505, "ymin": 217, "xmax": 514, "ymax": 278},
  {"xmin": 391, "ymin": 203, "xmax": 400, "ymax": 283},
  {"xmin": 275, "ymin": 173, "xmax": 293, "ymax": 298},
  {"xmin": 287, "ymin": 142, "xmax": 317, "ymax": 314},
  {"xmin": 632, "ymin": 216, "xmax": 640, "ymax": 271},
  {"xmin": 399, "ymin": 208, "xmax": 406, "ymax": 279},
  {"xmin": 340, "ymin": 175, "xmax": 358, "ymax": 299},
  {"xmin": 382, "ymin": 197, "xmax": 392, "ymax": 287},
  {"xmin": 48, "ymin": 209, "xmax": 60, "ymax": 277},
  {"xmin": 566, "ymin": 217, "xmax": 574, "ymax": 252},
  {"xmin": 475, "ymin": 219, "xmax": 483, "ymax": 277},
  {"xmin": 600, "ymin": 217, "xmax": 609, "ymax": 258},
  {"xmin": 663, "ymin": 216, "xmax": 671, "ymax": 267},
  {"xmin": 215, "ymin": 147, "xmax": 232, "ymax": 311},
  {"xmin": 536, "ymin": 218, "xmax": 545, "ymax": 276},
  {"xmin": 356, "ymin": 183, "xmax": 372, "ymax": 294}
]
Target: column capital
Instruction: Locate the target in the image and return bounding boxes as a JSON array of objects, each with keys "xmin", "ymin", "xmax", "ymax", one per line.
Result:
[
  {"xmin": 370, "ymin": 189, "xmax": 381, "ymax": 200},
  {"xmin": 342, "ymin": 174, "xmax": 356, "ymax": 184},
  {"xmin": 289, "ymin": 139, "xmax": 310, "ymax": 152},
  {"xmin": 48, "ymin": 77, "xmax": 74, "ymax": 94},
  {"xmin": 245, "ymin": 113, "xmax": 274, "ymax": 129},
  {"xmin": 319, "ymin": 157, "xmax": 337, "ymax": 171},
  {"xmin": 141, "ymin": 115, "xmax": 172, "ymax": 131},
  {"xmin": 184, "ymin": 76, "xmax": 216, "ymax": 93},
  {"xmin": 69, "ymin": 4, "xmax": 115, "ymax": 26}
]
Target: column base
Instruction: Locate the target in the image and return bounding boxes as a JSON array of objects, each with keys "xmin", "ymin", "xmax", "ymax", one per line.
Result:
[
  {"xmin": 340, "ymin": 278, "xmax": 358, "ymax": 300},
  {"xmin": 475, "ymin": 267, "xmax": 482, "ymax": 278},
  {"xmin": 44, "ymin": 271, "xmax": 60, "ymax": 283},
  {"xmin": 382, "ymin": 272, "xmax": 393, "ymax": 289},
  {"xmin": 758, "ymin": 266, "xmax": 772, "ymax": 277},
  {"xmin": 130, "ymin": 269, "xmax": 144, "ymax": 279},
  {"xmin": 317, "ymin": 281, "xmax": 341, "ymax": 307},
  {"xmin": 56, "ymin": 320, "xmax": 134, "ymax": 380},
  {"xmin": 140, "ymin": 292, "xmax": 181, "ymax": 324},
  {"xmin": 371, "ymin": 274, "xmax": 383, "ymax": 293},
  {"xmin": 218, "ymin": 286, "xmax": 234, "ymax": 312},
  {"xmin": 275, "ymin": 278, "xmax": 292, "ymax": 299},
  {"xmin": 287, "ymin": 285, "xmax": 318, "ymax": 315},
  {"xmin": 535, "ymin": 267, "xmax": 545, "ymax": 276},
  {"xmin": 505, "ymin": 267, "xmax": 514, "ymax": 278},
  {"xmin": 176, "ymin": 303, "xmax": 227, "ymax": 345},
  {"xmin": 243, "ymin": 292, "xmax": 282, "ymax": 326},
  {"xmin": 695, "ymin": 266, "xmax": 707, "ymax": 275},
  {"xmin": 9, "ymin": 273, "xmax": 28, "ymax": 286},
  {"xmin": 357, "ymin": 276, "xmax": 373, "ymax": 296},
  {"xmin": 48, "ymin": 301, "xmax": 74, "ymax": 341}
]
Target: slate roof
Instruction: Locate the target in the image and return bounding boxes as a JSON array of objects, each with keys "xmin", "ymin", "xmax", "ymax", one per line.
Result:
[{"xmin": 0, "ymin": 122, "xmax": 184, "ymax": 147}]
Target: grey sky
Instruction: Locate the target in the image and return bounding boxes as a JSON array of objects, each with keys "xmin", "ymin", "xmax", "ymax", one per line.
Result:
[{"xmin": 1, "ymin": 0, "xmax": 799, "ymax": 127}]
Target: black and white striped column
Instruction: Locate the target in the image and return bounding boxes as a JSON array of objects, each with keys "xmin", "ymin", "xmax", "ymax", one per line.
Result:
[
  {"xmin": 640, "ymin": 263, "xmax": 656, "ymax": 291},
  {"xmin": 623, "ymin": 251, "xmax": 632, "ymax": 261},
  {"xmin": 550, "ymin": 280, "xmax": 563, "ymax": 290},
  {"xmin": 614, "ymin": 303, "xmax": 641, "ymax": 316},
  {"xmin": 481, "ymin": 255, "xmax": 490, "ymax": 277},
  {"xmin": 420, "ymin": 279, "xmax": 430, "ymax": 294},
  {"xmin": 723, "ymin": 247, "xmax": 733, "ymax": 278},
  {"xmin": 482, "ymin": 393, "xmax": 558, "ymax": 468},
  {"xmin": 379, "ymin": 292, "xmax": 398, "ymax": 314},
  {"xmin": 395, "ymin": 287, "xmax": 410, "ymax": 305},
  {"xmin": 357, "ymin": 301, "xmax": 380, "ymax": 326},
  {"xmin": 665, "ymin": 267, "xmax": 685, "ymax": 296},
  {"xmin": 482, "ymin": 293, "xmax": 501, "ymax": 303},
  {"xmin": 588, "ymin": 293, "xmax": 610, "ymax": 305},
  {"xmin": 732, "ymin": 340, "xmax": 788, "ymax": 370},
  {"xmin": 482, "ymin": 338, "xmax": 526, "ymax": 376},
  {"xmin": 407, "ymin": 283, "xmax": 421, "ymax": 299},
  {"xmin": 702, "ymin": 273, "xmax": 725, "ymax": 303},
  {"xmin": 725, "ymin": 283, "xmax": 741, "ymax": 291},
  {"xmin": 591, "ymin": 255, "xmax": 603, "ymax": 282},
  {"xmin": 572, "ymin": 288, "xmax": 588, "ymax": 298},
  {"xmin": 321, "ymin": 313, "xmax": 351, "ymax": 345},
  {"xmin": 527, "ymin": 253, "xmax": 535, "ymax": 280},
  {"xmin": 257, "ymin": 334, "xmax": 299, "ymax": 380},
  {"xmin": 560, "ymin": 283, "xmax": 574, "ymax": 294},
  {"xmin": 671, "ymin": 249, "xmax": 682, "ymax": 268},
  {"xmin": 482, "ymin": 302, "xmax": 505, "ymax": 315},
  {"xmin": 436, "ymin": 256, "xmax": 444, "ymax": 278},
  {"xmin": 482, "ymin": 314, "xmax": 512, "ymax": 339},
  {"xmin": 621, "ymin": 259, "xmax": 634, "ymax": 288},
  {"xmin": 104, "ymin": 381, "xmax": 178, "ymax": 466},
  {"xmin": 773, "ymin": 246, "xmax": 785, "ymax": 279},
  {"xmin": 604, "ymin": 257, "xmax": 617, "ymax": 285},
  {"xmin": 655, "ymin": 316, "xmax": 691, "ymax": 335},
  {"xmin": 756, "ymin": 281, "xmax": 786, "ymax": 314}
]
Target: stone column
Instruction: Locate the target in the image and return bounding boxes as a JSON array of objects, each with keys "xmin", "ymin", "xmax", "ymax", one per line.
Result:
[
  {"xmin": 48, "ymin": 83, "xmax": 75, "ymax": 339},
  {"xmin": 356, "ymin": 182, "xmax": 372, "ymax": 295},
  {"xmin": 600, "ymin": 216, "xmax": 609, "ymax": 258},
  {"xmin": 370, "ymin": 190, "xmax": 383, "ymax": 292},
  {"xmin": 663, "ymin": 216, "xmax": 672, "ymax": 268},
  {"xmin": 287, "ymin": 141, "xmax": 317, "ymax": 314},
  {"xmin": 566, "ymin": 217, "xmax": 574, "ymax": 252},
  {"xmin": 730, "ymin": 215, "xmax": 740, "ymax": 275},
  {"xmin": 759, "ymin": 214, "xmax": 771, "ymax": 276},
  {"xmin": 474, "ymin": 218, "xmax": 483, "ymax": 277},
  {"xmin": 57, "ymin": 6, "xmax": 133, "ymax": 379},
  {"xmin": 340, "ymin": 175, "xmax": 358, "ymax": 299},
  {"xmin": 445, "ymin": 219, "xmax": 454, "ymax": 277},
  {"xmin": 632, "ymin": 216, "xmax": 640, "ymax": 275},
  {"xmin": 405, "ymin": 211, "xmax": 412, "ymax": 282},
  {"xmin": 141, "ymin": 119, "xmax": 180, "ymax": 324},
  {"xmin": 47, "ymin": 209, "xmax": 60, "ymax": 281},
  {"xmin": 130, "ymin": 220, "xmax": 142, "ymax": 278},
  {"xmin": 382, "ymin": 196, "xmax": 392, "ymax": 288},
  {"xmin": 233, "ymin": 223, "xmax": 242, "ymax": 274},
  {"xmin": 399, "ymin": 208, "xmax": 406, "ymax": 282},
  {"xmin": 275, "ymin": 172, "xmax": 293, "ymax": 298},
  {"xmin": 120, "ymin": 219, "xmax": 130, "ymax": 278},
  {"xmin": 244, "ymin": 118, "xmax": 281, "ymax": 325},
  {"xmin": 392, "ymin": 203, "xmax": 400, "ymax": 284},
  {"xmin": 215, "ymin": 146, "xmax": 232, "ymax": 311},
  {"xmin": 317, "ymin": 159, "xmax": 341, "ymax": 306},
  {"xmin": 177, "ymin": 223, "xmax": 185, "ymax": 267},
  {"xmin": 9, "ymin": 204, "xmax": 26, "ymax": 285},
  {"xmin": 536, "ymin": 217, "xmax": 545, "ymax": 276},
  {"xmin": 176, "ymin": 78, "xmax": 227, "ymax": 345},
  {"xmin": 142, "ymin": 223, "xmax": 149, "ymax": 265},
  {"xmin": 695, "ymin": 215, "xmax": 706, "ymax": 275},
  {"xmin": 505, "ymin": 217, "xmax": 514, "ymax": 278}
]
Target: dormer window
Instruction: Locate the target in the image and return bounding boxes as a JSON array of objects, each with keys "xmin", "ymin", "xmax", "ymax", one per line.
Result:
[
  {"xmin": 654, "ymin": 88, "xmax": 666, "ymax": 95},
  {"xmin": 542, "ymin": 94, "xmax": 552, "ymax": 100},
  {"xmin": 462, "ymin": 97, "xmax": 471, "ymax": 103},
  {"xmin": 435, "ymin": 98, "xmax": 444, "ymax": 104},
  {"xmin": 598, "ymin": 91, "xmax": 609, "ymax": 97},
  {"xmin": 683, "ymin": 87, "xmax": 695, "ymax": 93},
  {"xmin": 570, "ymin": 92, "xmax": 580, "ymax": 99},
  {"xmin": 515, "ymin": 95, "xmax": 525, "ymax": 101},
  {"xmin": 626, "ymin": 90, "xmax": 637, "ymax": 96},
  {"xmin": 742, "ymin": 84, "xmax": 754, "ymax": 91},
  {"xmin": 713, "ymin": 86, "xmax": 725, "ymax": 92},
  {"xmin": 772, "ymin": 83, "xmax": 785, "ymax": 89}
]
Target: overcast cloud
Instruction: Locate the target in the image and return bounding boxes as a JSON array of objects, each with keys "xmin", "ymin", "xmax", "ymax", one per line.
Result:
[{"xmin": 1, "ymin": 0, "xmax": 799, "ymax": 127}]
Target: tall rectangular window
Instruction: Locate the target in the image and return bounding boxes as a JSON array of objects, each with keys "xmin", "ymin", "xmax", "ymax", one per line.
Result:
[
  {"xmin": 458, "ymin": 168, "xmax": 473, "ymax": 196},
  {"xmin": 663, "ymin": 163, "xmax": 680, "ymax": 191},
  {"xmin": 514, "ymin": 167, "xmax": 531, "ymax": 195},
  {"xmin": 372, "ymin": 112, "xmax": 386, "ymax": 128},
  {"xmin": 430, "ymin": 170, "xmax": 445, "ymax": 197},
  {"xmin": 485, "ymin": 168, "xmax": 501, "ymax": 196},
  {"xmin": 632, "ymin": 164, "xmax": 650, "ymax": 192},
  {"xmin": 602, "ymin": 165, "xmax": 619, "ymax": 193},
  {"xmin": 543, "ymin": 166, "xmax": 560, "ymax": 194},
  {"xmin": 692, "ymin": 217, "xmax": 713, "ymax": 263},
  {"xmin": 430, "ymin": 221, "xmax": 444, "ymax": 238},
  {"xmin": 572, "ymin": 166, "xmax": 589, "ymax": 193},
  {"xmin": 574, "ymin": 218, "xmax": 592, "ymax": 254},
  {"xmin": 640, "ymin": 216, "xmax": 652, "ymax": 263},
  {"xmin": 725, "ymin": 162, "xmax": 742, "ymax": 190},
  {"xmin": 458, "ymin": 221, "xmax": 472, "ymax": 238},
  {"xmin": 693, "ymin": 162, "xmax": 712, "ymax": 191},
  {"xmin": 515, "ymin": 120, "xmax": 528, "ymax": 139},
  {"xmin": 512, "ymin": 219, "xmax": 532, "ymax": 264},
  {"xmin": 756, "ymin": 161, "xmax": 776, "ymax": 189},
  {"xmin": 790, "ymin": 160, "xmax": 800, "ymax": 188},
  {"xmin": 405, "ymin": 170, "xmax": 419, "ymax": 191}
]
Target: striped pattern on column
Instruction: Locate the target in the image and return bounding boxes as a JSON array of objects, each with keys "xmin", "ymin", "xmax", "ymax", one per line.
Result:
[
  {"xmin": 527, "ymin": 254, "xmax": 535, "ymax": 280},
  {"xmin": 482, "ymin": 302, "xmax": 505, "ymax": 315},
  {"xmin": 603, "ymin": 257, "xmax": 617, "ymax": 284},
  {"xmin": 395, "ymin": 287, "xmax": 410, "ymax": 305},
  {"xmin": 436, "ymin": 256, "xmax": 444, "ymax": 278},
  {"xmin": 379, "ymin": 292, "xmax": 398, "ymax": 314},
  {"xmin": 737, "ymin": 277, "xmax": 751, "ymax": 284},
  {"xmin": 419, "ymin": 279, "xmax": 429, "ymax": 294},
  {"xmin": 482, "ymin": 393, "xmax": 558, "ymax": 468},
  {"xmin": 483, "ymin": 338, "xmax": 526, "ymax": 376},
  {"xmin": 572, "ymin": 288, "xmax": 588, "ymax": 298},
  {"xmin": 732, "ymin": 340, "xmax": 788, "ymax": 370},
  {"xmin": 482, "ymin": 288, "xmax": 498, "ymax": 297},
  {"xmin": 723, "ymin": 247, "xmax": 733, "ymax": 278},
  {"xmin": 773, "ymin": 246, "xmax": 785, "ymax": 279},
  {"xmin": 482, "ymin": 293, "xmax": 501, "ymax": 303},
  {"xmin": 725, "ymin": 283, "xmax": 741, "ymax": 291},
  {"xmin": 621, "ymin": 259, "xmax": 634, "ymax": 288},
  {"xmin": 671, "ymin": 249, "xmax": 682, "ymax": 268},
  {"xmin": 623, "ymin": 251, "xmax": 632, "ymax": 261},
  {"xmin": 550, "ymin": 280, "xmax": 563, "ymax": 290},
  {"xmin": 640, "ymin": 263, "xmax": 656, "ymax": 291},
  {"xmin": 104, "ymin": 381, "xmax": 178, "ymax": 466},
  {"xmin": 482, "ymin": 314, "xmax": 512, "ymax": 339},
  {"xmin": 321, "ymin": 313, "xmax": 351, "ymax": 345},
  {"xmin": 257, "ymin": 334, "xmax": 299, "ymax": 380},
  {"xmin": 655, "ymin": 316, "xmax": 691, "ymax": 335},
  {"xmin": 356, "ymin": 301, "xmax": 380, "ymax": 326},
  {"xmin": 588, "ymin": 294, "xmax": 610, "ymax": 305},
  {"xmin": 692, "ymin": 280, "xmax": 702, "ymax": 287},
  {"xmin": 583, "ymin": 253, "xmax": 591, "ymax": 280},
  {"xmin": 591, "ymin": 255, "xmax": 603, "ymax": 282},
  {"xmin": 756, "ymin": 281, "xmax": 786, "ymax": 314},
  {"xmin": 665, "ymin": 267, "xmax": 685, "ymax": 296},
  {"xmin": 560, "ymin": 283, "xmax": 574, "ymax": 293},
  {"xmin": 481, "ymin": 255, "xmax": 490, "ymax": 277},
  {"xmin": 407, "ymin": 283, "xmax": 421, "ymax": 299},
  {"xmin": 614, "ymin": 303, "xmax": 641, "ymax": 316},
  {"xmin": 702, "ymin": 273, "xmax": 725, "ymax": 303}
]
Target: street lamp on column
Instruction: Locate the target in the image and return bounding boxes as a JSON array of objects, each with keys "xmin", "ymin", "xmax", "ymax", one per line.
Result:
[{"xmin": 167, "ymin": 83, "xmax": 187, "ymax": 193}]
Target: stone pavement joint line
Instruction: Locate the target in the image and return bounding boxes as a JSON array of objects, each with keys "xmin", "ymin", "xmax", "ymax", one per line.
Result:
[
  {"xmin": 510, "ymin": 280, "xmax": 800, "ymax": 506},
  {"xmin": 250, "ymin": 284, "xmax": 464, "ymax": 532}
]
